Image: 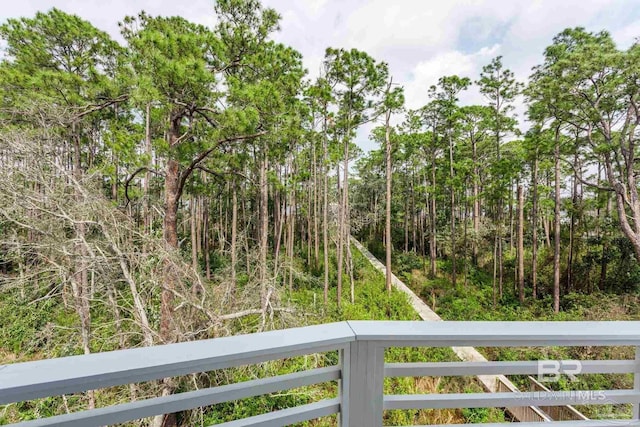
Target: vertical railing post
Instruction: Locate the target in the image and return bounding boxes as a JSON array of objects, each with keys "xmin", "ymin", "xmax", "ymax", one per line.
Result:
[
  {"xmin": 633, "ymin": 346, "xmax": 639, "ymax": 419},
  {"xmin": 339, "ymin": 339, "xmax": 385, "ymax": 427},
  {"xmin": 339, "ymin": 345, "xmax": 351, "ymax": 425}
]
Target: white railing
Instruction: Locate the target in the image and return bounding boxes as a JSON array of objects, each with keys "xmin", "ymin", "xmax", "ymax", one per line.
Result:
[{"xmin": 1, "ymin": 321, "xmax": 640, "ymax": 427}]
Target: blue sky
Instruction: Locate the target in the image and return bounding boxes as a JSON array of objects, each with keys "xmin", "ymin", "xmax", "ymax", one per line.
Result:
[{"xmin": 2, "ymin": 0, "xmax": 639, "ymax": 152}]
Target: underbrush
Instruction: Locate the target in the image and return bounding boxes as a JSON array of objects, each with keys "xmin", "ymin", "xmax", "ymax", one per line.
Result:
[
  {"xmin": 387, "ymin": 248, "xmax": 640, "ymax": 421},
  {"xmin": 0, "ymin": 245, "xmax": 507, "ymax": 426}
]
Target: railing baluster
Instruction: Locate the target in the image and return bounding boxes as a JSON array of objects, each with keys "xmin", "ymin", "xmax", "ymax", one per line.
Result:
[
  {"xmin": 341, "ymin": 340, "xmax": 385, "ymax": 427},
  {"xmin": 634, "ymin": 346, "xmax": 640, "ymax": 419},
  {"xmin": 338, "ymin": 346, "xmax": 350, "ymax": 426}
]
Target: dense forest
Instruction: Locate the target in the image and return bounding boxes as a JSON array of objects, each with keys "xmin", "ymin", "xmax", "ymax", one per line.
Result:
[
  {"xmin": 0, "ymin": 0, "xmax": 639, "ymax": 425},
  {"xmin": 356, "ymin": 37, "xmax": 640, "ymax": 312}
]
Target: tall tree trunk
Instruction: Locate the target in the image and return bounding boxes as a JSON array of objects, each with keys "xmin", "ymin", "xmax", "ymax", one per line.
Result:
[
  {"xmin": 204, "ymin": 198, "xmax": 211, "ymax": 280},
  {"xmin": 273, "ymin": 167, "xmax": 284, "ymax": 275},
  {"xmin": 197, "ymin": 195, "xmax": 203, "ymax": 255},
  {"xmin": 472, "ymin": 136, "xmax": 479, "ymax": 264},
  {"xmin": 600, "ymin": 191, "xmax": 611, "ymax": 290},
  {"xmin": 373, "ymin": 194, "xmax": 378, "ymax": 241},
  {"xmin": 313, "ymin": 137, "xmax": 320, "ymax": 268},
  {"xmin": 430, "ymin": 151, "xmax": 437, "ymax": 278},
  {"xmin": 345, "ymin": 147, "xmax": 355, "ymax": 304},
  {"xmin": 335, "ymin": 161, "xmax": 342, "ymax": 307},
  {"xmin": 449, "ymin": 132, "xmax": 457, "ymax": 287},
  {"xmin": 517, "ymin": 185, "xmax": 524, "ymax": 304},
  {"xmin": 567, "ymin": 141, "xmax": 579, "ymax": 294},
  {"xmin": 463, "ymin": 187, "xmax": 469, "ymax": 288},
  {"xmin": 322, "ymin": 116, "xmax": 330, "ymax": 305},
  {"xmin": 492, "ymin": 233, "xmax": 498, "ymax": 307},
  {"xmin": 161, "ymin": 159, "xmax": 179, "ymax": 338},
  {"xmin": 498, "ymin": 232, "xmax": 503, "ymax": 300},
  {"xmin": 336, "ymin": 165, "xmax": 344, "ymax": 309},
  {"xmin": 273, "ymin": 169, "xmax": 281, "ymax": 268},
  {"xmin": 544, "ymin": 172, "xmax": 552, "ymax": 248},
  {"xmin": 337, "ymin": 125, "xmax": 351, "ymax": 308},
  {"xmin": 423, "ymin": 174, "xmax": 429, "ymax": 268},
  {"xmin": 191, "ymin": 195, "xmax": 198, "ymax": 272},
  {"xmin": 155, "ymin": 116, "xmax": 183, "ymax": 427},
  {"xmin": 411, "ymin": 173, "xmax": 417, "ymax": 252},
  {"xmin": 532, "ymin": 151, "xmax": 539, "ymax": 299},
  {"xmin": 553, "ymin": 127, "xmax": 561, "ymax": 314},
  {"xmin": 243, "ymin": 186, "xmax": 251, "ymax": 277},
  {"xmin": 306, "ymin": 164, "xmax": 312, "ymax": 267},
  {"xmin": 385, "ymin": 107, "xmax": 393, "ymax": 294},
  {"xmin": 259, "ymin": 144, "xmax": 269, "ymax": 325},
  {"xmin": 230, "ymin": 180, "xmax": 238, "ymax": 287},
  {"xmin": 404, "ymin": 196, "xmax": 409, "ymax": 252},
  {"xmin": 508, "ymin": 182, "xmax": 514, "ymax": 252},
  {"xmin": 419, "ymin": 203, "xmax": 426, "ymax": 260},
  {"xmin": 112, "ymin": 152, "xmax": 118, "ymax": 202},
  {"xmin": 144, "ymin": 104, "xmax": 152, "ymax": 234},
  {"xmin": 495, "ymin": 121, "xmax": 504, "ymax": 300},
  {"xmin": 287, "ymin": 172, "xmax": 296, "ymax": 292}
]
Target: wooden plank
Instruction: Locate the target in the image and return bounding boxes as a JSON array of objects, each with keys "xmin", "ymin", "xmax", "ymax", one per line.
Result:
[{"xmin": 529, "ymin": 376, "xmax": 589, "ymax": 421}]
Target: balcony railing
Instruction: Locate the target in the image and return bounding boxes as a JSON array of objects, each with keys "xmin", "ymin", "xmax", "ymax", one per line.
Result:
[{"xmin": 1, "ymin": 321, "xmax": 640, "ymax": 427}]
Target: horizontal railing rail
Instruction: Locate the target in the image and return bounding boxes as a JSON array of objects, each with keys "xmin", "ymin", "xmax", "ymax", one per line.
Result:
[
  {"xmin": 1, "ymin": 321, "xmax": 639, "ymax": 426},
  {"xmin": 384, "ymin": 360, "xmax": 638, "ymax": 377}
]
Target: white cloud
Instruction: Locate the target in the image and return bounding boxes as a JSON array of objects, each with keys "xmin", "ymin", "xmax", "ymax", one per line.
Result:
[
  {"xmin": 613, "ymin": 20, "xmax": 640, "ymax": 48},
  {"xmin": 403, "ymin": 44, "xmax": 500, "ymax": 110},
  {"xmin": 303, "ymin": 0, "xmax": 328, "ymax": 16}
]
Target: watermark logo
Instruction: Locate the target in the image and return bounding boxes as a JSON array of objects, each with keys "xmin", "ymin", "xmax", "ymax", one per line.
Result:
[
  {"xmin": 537, "ymin": 360, "xmax": 582, "ymax": 382},
  {"xmin": 525, "ymin": 389, "xmax": 607, "ymax": 402},
  {"xmin": 529, "ymin": 360, "xmax": 631, "ymax": 427}
]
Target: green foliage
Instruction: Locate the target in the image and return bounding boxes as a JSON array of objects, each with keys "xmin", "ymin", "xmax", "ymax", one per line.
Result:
[
  {"xmin": 0, "ymin": 8, "xmax": 121, "ymax": 109},
  {"xmin": 0, "ymin": 291, "xmax": 59, "ymax": 355},
  {"xmin": 394, "ymin": 252, "xmax": 424, "ymax": 276},
  {"xmin": 121, "ymin": 13, "xmax": 221, "ymax": 107},
  {"xmin": 324, "ymin": 47, "xmax": 390, "ymax": 140}
]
